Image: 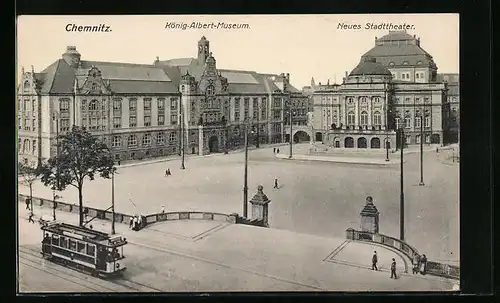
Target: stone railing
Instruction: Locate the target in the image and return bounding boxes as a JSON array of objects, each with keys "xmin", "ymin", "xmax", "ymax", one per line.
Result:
[
  {"xmin": 18, "ymin": 194, "xmax": 260, "ymax": 229},
  {"xmin": 346, "ymin": 228, "xmax": 459, "ymax": 280}
]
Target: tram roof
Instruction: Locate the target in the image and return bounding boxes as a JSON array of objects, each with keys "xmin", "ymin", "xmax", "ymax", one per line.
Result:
[{"xmin": 42, "ymin": 222, "xmax": 115, "ymax": 243}]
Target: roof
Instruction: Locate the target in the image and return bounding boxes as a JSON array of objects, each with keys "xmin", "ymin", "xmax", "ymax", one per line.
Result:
[
  {"xmin": 160, "ymin": 58, "xmax": 197, "ymax": 66},
  {"xmin": 377, "ymin": 31, "xmax": 415, "ymax": 41},
  {"xmin": 349, "ymin": 57, "xmax": 392, "ymax": 76},
  {"xmin": 436, "ymin": 73, "xmax": 459, "ymax": 83}
]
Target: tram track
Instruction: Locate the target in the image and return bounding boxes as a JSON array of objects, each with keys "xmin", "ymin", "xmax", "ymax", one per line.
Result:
[{"xmin": 19, "ymin": 246, "xmax": 162, "ymax": 292}]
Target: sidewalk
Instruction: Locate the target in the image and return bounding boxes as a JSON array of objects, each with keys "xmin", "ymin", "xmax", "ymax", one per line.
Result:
[
  {"xmin": 275, "ymin": 153, "xmax": 402, "ymax": 165},
  {"xmin": 18, "ymin": 204, "xmax": 456, "ymax": 291}
]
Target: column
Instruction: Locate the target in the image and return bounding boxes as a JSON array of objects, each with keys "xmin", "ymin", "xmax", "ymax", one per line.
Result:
[{"xmin": 198, "ymin": 125, "xmax": 204, "ymax": 156}]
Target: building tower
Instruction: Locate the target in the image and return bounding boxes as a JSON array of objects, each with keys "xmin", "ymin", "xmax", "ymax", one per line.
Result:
[
  {"xmin": 62, "ymin": 46, "xmax": 81, "ymax": 68},
  {"xmin": 179, "ymin": 71, "xmax": 197, "ymax": 154},
  {"xmin": 198, "ymin": 36, "xmax": 210, "ymax": 65}
]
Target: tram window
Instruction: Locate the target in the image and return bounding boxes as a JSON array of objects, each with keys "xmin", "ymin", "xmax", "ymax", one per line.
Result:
[
  {"xmin": 69, "ymin": 239, "xmax": 77, "ymax": 251},
  {"xmin": 77, "ymin": 241, "xmax": 86, "ymax": 253},
  {"xmin": 86, "ymin": 244, "xmax": 95, "ymax": 256},
  {"xmin": 60, "ymin": 236, "xmax": 67, "ymax": 248},
  {"xmin": 51, "ymin": 235, "xmax": 59, "ymax": 246}
]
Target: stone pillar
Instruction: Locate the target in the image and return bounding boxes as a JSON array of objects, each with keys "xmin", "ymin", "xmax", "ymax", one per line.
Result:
[
  {"xmin": 250, "ymin": 185, "xmax": 271, "ymax": 227},
  {"xmin": 198, "ymin": 125, "xmax": 204, "ymax": 156},
  {"xmin": 360, "ymin": 196, "xmax": 379, "ymax": 234}
]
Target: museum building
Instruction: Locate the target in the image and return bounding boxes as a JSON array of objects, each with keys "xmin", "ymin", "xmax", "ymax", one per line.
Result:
[
  {"xmin": 17, "ymin": 37, "xmax": 308, "ymax": 166},
  {"xmin": 310, "ymin": 30, "xmax": 456, "ymax": 149}
]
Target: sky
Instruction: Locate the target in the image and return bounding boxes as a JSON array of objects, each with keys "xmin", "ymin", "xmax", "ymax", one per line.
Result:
[{"xmin": 16, "ymin": 14, "xmax": 459, "ymax": 90}]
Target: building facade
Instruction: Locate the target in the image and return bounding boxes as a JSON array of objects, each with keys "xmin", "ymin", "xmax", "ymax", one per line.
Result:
[
  {"xmin": 310, "ymin": 31, "xmax": 455, "ymax": 149},
  {"xmin": 17, "ymin": 37, "xmax": 307, "ymax": 166}
]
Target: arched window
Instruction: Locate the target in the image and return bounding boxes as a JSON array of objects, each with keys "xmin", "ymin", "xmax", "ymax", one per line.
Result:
[
  {"xmin": 347, "ymin": 97, "xmax": 354, "ymax": 104},
  {"xmin": 89, "ymin": 100, "xmax": 98, "ymax": 111},
  {"xmin": 404, "ymin": 115, "xmax": 412, "ymax": 128},
  {"xmin": 395, "ymin": 117, "xmax": 401, "ymax": 129},
  {"xmin": 373, "ymin": 97, "xmax": 381, "ymax": 103},
  {"xmin": 389, "ymin": 62, "xmax": 395, "ymax": 66},
  {"xmin": 360, "ymin": 111, "xmax": 368, "ymax": 126},
  {"xmin": 206, "ymin": 85, "xmax": 215, "ymax": 96},
  {"xmin": 127, "ymin": 135, "xmax": 137, "ymax": 147},
  {"xmin": 360, "ymin": 97, "xmax": 367, "ymax": 104},
  {"xmin": 402, "ymin": 61, "xmax": 409, "ymax": 65},
  {"xmin": 415, "ymin": 116, "xmax": 422, "ymax": 128},
  {"xmin": 24, "ymin": 80, "xmax": 30, "ymax": 92},
  {"xmin": 347, "ymin": 111, "xmax": 355, "ymax": 127},
  {"xmin": 373, "ymin": 111, "xmax": 382, "ymax": 126}
]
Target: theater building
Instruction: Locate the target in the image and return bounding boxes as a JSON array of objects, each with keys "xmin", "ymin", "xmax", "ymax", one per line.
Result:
[
  {"xmin": 311, "ymin": 30, "xmax": 454, "ymax": 149},
  {"xmin": 17, "ymin": 37, "xmax": 307, "ymax": 166}
]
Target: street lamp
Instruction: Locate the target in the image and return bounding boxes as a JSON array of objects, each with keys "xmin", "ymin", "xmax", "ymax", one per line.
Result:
[
  {"xmin": 111, "ymin": 167, "xmax": 117, "ymax": 234},
  {"xmin": 399, "ymin": 127, "xmax": 405, "ymax": 241},
  {"xmin": 288, "ymin": 109, "xmax": 296, "ymax": 159},
  {"xmin": 243, "ymin": 124, "xmax": 254, "ymax": 218},
  {"xmin": 52, "ymin": 190, "xmax": 61, "ymax": 221},
  {"xmin": 419, "ymin": 113, "xmax": 425, "ymax": 186}
]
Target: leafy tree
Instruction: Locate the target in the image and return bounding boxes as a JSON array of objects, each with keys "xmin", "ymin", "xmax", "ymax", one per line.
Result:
[
  {"xmin": 18, "ymin": 162, "xmax": 40, "ymax": 212},
  {"xmin": 39, "ymin": 126, "xmax": 114, "ymax": 226}
]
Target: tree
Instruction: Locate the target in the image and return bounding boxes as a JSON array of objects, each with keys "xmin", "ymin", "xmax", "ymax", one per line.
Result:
[
  {"xmin": 39, "ymin": 126, "xmax": 114, "ymax": 226},
  {"xmin": 18, "ymin": 162, "xmax": 40, "ymax": 212}
]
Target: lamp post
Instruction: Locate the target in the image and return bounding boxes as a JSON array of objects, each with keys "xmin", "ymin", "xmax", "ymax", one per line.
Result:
[
  {"xmin": 288, "ymin": 109, "xmax": 295, "ymax": 159},
  {"xmin": 243, "ymin": 124, "xmax": 254, "ymax": 218},
  {"xmin": 419, "ymin": 113, "xmax": 425, "ymax": 186},
  {"xmin": 52, "ymin": 190, "xmax": 60, "ymax": 221},
  {"xmin": 111, "ymin": 167, "xmax": 116, "ymax": 234},
  {"xmin": 399, "ymin": 127, "xmax": 405, "ymax": 241},
  {"xmin": 385, "ymin": 137, "xmax": 390, "ymax": 161}
]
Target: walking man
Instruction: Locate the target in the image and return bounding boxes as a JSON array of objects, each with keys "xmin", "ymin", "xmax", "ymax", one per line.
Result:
[
  {"xmin": 25, "ymin": 198, "xmax": 31, "ymax": 210},
  {"xmin": 420, "ymin": 254, "xmax": 428, "ymax": 275},
  {"xmin": 273, "ymin": 147, "xmax": 276, "ymax": 154},
  {"xmin": 371, "ymin": 251, "xmax": 378, "ymax": 271},
  {"xmin": 28, "ymin": 211, "xmax": 35, "ymax": 224},
  {"xmin": 165, "ymin": 169, "xmax": 169, "ymax": 177},
  {"xmin": 277, "ymin": 148, "xmax": 280, "ymax": 154},
  {"xmin": 390, "ymin": 258, "xmax": 397, "ymax": 279},
  {"xmin": 167, "ymin": 168, "xmax": 171, "ymax": 176},
  {"xmin": 273, "ymin": 178, "xmax": 279, "ymax": 189}
]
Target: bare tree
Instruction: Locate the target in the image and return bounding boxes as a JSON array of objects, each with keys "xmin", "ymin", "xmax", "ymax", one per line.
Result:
[{"xmin": 18, "ymin": 162, "xmax": 40, "ymax": 212}]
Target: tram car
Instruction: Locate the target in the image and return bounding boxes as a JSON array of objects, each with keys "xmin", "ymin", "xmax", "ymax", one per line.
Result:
[{"xmin": 41, "ymin": 221, "xmax": 127, "ymax": 278}]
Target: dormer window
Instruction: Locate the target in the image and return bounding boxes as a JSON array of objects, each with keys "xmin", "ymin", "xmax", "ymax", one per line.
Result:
[
  {"xmin": 417, "ymin": 61, "xmax": 423, "ymax": 65},
  {"xmin": 206, "ymin": 85, "xmax": 215, "ymax": 96},
  {"xmin": 388, "ymin": 62, "xmax": 395, "ymax": 66},
  {"xmin": 402, "ymin": 61, "xmax": 409, "ymax": 65}
]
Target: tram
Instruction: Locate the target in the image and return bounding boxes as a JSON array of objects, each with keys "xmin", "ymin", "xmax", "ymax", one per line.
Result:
[{"xmin": 41, "ymin": 221, "xmax": 127, "ymax": 278}]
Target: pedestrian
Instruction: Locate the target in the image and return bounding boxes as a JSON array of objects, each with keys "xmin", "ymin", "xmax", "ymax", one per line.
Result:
[
  {"xmin": 436, "ymin": 147, "xmax": 439, "ymax": 153},
  {"xmin": 371, "ymin": 251, "xmax": 378, "ymax": 271},
  {"xmin": 412, "ymin": 255, "xmax": 421, "ymax": 274},
  {"xmin": 273, "ymin": 178, "xmax": 279, "ymax": 189},
  {"xmin": 273, "ymin": 147, "xmax": 276, "ymax": 154},
  {"xmin": 132, "ymin": 216, "xmax": 138, "ymax": 231},
  {"xmin": 28, "ymin": 211, "xmax": 35, "ymax": 224},
  {"xmin": 390, "ymin": 258, "xmax": 397, "ymax": 279},
  {"xmin": 129, "ymin": 216, "xmax": 134, "ymax": 229},
  {"xmin": 161, "ymin": 205, "xmax": 165, "ymax": 214},
  {"xmin": 277, "ymin": 148, "xmax": 280, "ymax": 154},
  {"xmin": 25, "ymin": 198, "xmax": 31, "ymax": 210},
  {"xmin": 420, "ymin": 254, "xmax": 428, "ymax": 275},
  {"xmin": 165, "ymin": 169, "xmax": 169, "ymax": 177},
  {"xmin": 118, "ymin": 160, "xmax": 121, "ymax": 166},
  {"xmin": 167, "ymin": 168, "xmax": 171, "ymax": 176}
]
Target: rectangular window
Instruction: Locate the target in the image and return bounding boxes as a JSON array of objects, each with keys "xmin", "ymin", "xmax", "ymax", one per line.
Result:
[
  {"xmin": 416, "ymin": 135, "xmax": 421, "ymax": 144},
  {"xmin": 24, "ymin": 119, "xmax": 30, "ymax": 131},
  {"xmin": 90, "ymin": 118, "xmax": 98, "ymax": 130},
  {"xmin": 32, "ymin": 140, "xmax": 36, "ymax": 154},
  {"xmin": 113, "ymin": 117, "xmax": 121, "ymax": 129},
  {"xmin": 60, "ymin": 119, "xmax": 70, "ymax": 131},
  {"xmin": 404, "ymin": 117, "xmax": 411, "ymax": 128},
  {"xmin": 234, "ymin": 98, "xmax": 240, "ymax": 110},
  {"xmin": 405, "ymin": 135, "xmax": 411, "ymax": 144},
  {"xmin": 112, "ymin": 136, "xmax": 121, "ymax": 147},
  {"xmin": 129, "ymin": 99, "xmax": 137, "ymax": 111},
  {"xmin": 169, "ymin": 132, "xmax": 176, "ymax": 142},
  {"xmin": 158, "ymin": 98, "xmax": 165, "ymax": 110},
  {"xmin": 425, "ymin": 134, "xmax": 430, "ymax": 143},
  {"xmin": 142, "ymin": 134, "xmax": 151, "ymax": 146},
  {"xmin": 253, "ymin": 98, "xmax": 258, "ymax": 109},
  {"xmin": 170, "ymin": 98, "xmax": 178, "ymax": 110},
  {"xmin": 144, "ymin": 98, "xmax": 152, "ymax": 110},
  {"xmin": 32, "ymin": 119, "xmax": 36, "ymax": 131},
  {"xmin": 244, "ymin": 98, "xmax": 249, "ymax": 120},
  {"xmin": 158, "ymin": 115, "xmax": 165, "ymax": 125},
  {"xmin": 395, "ymin": 117, "xmax": 401, "ymax": 129},
  {"xmin": 234, "ymin": 111, "xmax": 240, "ymax": 121},
  {"xmin": 128, "ymin": 135, "xmax": 137, "ymax": 147},
  {"xmin": 129, "ymin": 116, "xmax": 137, "ymax": 127},
  {"xmin": 32, "ymin": 100, "xmax": 36, "ymax": 113},
  {"xmin": 157, "ymin": 133, "xmax": 165, "ymax": 144},
  {"xmin": 170, "ymin": 113, "xmax": 177, "ymax": 125},
  {"xmin": 415, "ymin": 116, "xmax": 421, "ymax": 128},
  {"xmin": 144, "ymin": 116, "xmax": 151, "ymax": 127},
  {"xmin": 273, "ymin": 110, "xmax": 281, "ymax": 120},
  {"xmin": 86, "ymin": 244, "xmax": 95, "ymax": 256},
  {"xmin": 424, "ymin": 116, "xmax": 431, "ymax": 128},
  {"xmin": 113, "ymin": 99, "xmax": 122, "ymax": 110}
]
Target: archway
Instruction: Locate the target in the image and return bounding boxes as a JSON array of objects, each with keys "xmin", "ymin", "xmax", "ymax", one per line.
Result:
[
  {"xmin": 334, "ymin": 137, "xmax": 341, "ymax": 148},
  {"xmin": 293, "ymin": 131, "xmax": 310, "ymax": 143},
  {"xmin": 431, "ymin": 134, "xmax": 441, "ymax": 144},
  {"xmin": 357, "ymin": 137, "xmax": 367, "ymax": 148},
  {"xmin": 208, "ymin": 136, "xmax": 219, "ymax": 153},
  {"xmin": 315, "ymin": 132, "xmax": 323, "ymax": 142},
  {"xmin": 344, "ymin": 137, "xmax": 354, "ymax": 148},
  {"xmin": 370, "ymin": 137, "xmax": 381, "ymax": 149}
]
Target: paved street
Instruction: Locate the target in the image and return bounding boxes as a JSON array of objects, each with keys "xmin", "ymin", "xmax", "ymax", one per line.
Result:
[
  {"xmin": 18, "ymin": 143, "xmax": 459, "ymax": 263},
  {"xmin": 18, "ymin": 208, "xmax": 455, "ymax": 292}
]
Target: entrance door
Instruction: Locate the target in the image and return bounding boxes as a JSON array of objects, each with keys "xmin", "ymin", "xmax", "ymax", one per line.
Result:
[{"xmin": 208, "ymin": 136, "xmax": 219, "ymax": 153}]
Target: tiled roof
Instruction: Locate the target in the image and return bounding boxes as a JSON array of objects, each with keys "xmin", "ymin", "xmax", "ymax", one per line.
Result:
[
  {"xmin": 106, "ymin": 80, "xmax": 178, "ymax": 94},
  {"xmin": 219, "ymin": 70, "xmax": 259, "ymax": 84},
  {"xmin": 362, "ymin": 44, "xmax": 435, "ymax": 67},
  {"xmin": 349, "ymin": 57, "xmax": 392, "ymax": 76},
  {"xmin": 377, "ymin": 31, "xmax": 414, "ymax": 41},
  {"xmin": 80, "ymin": 61, "xmax": 172, "ymax": 81},
  {"xmin": 160, "ymin": 58, "xmax": 197, "ymax": 66}
]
